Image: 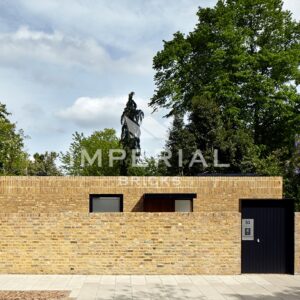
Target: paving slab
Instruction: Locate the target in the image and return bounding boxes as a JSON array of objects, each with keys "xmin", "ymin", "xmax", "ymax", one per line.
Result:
[
  {"xmin": 0, "ymin": 275, "xmax": 299, "ymax": 299},
  {"xmin": 77, "ymin": 283, "xmax": 99, "ymax": 300},
  {"xmin": 96, "ymin": 284, "xmax": 116, "ymax": 300}
]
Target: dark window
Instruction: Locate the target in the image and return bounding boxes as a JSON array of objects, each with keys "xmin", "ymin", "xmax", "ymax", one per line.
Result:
[
  {"xmin": 89, "ymin": 195, "xmax": 123, "ymax": 212},
  {"xmin": 143, "ymin": 194, "xmax": 195, "ymax": 212}
]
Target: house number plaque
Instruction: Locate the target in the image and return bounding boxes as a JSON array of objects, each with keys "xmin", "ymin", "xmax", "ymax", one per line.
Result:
[{"xmin": 242, "ymin": 219, "xmax": 254, "ymax": 241}]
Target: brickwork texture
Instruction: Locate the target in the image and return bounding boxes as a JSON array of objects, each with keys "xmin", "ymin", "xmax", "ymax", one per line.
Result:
[
  {"xmin": 0, "ymin": 176, "xmax": 283, "ymax": 213},
  {"xmin": 295, "ymin": 213, "xmax": 300, "ymax": 274},
  {"xmin": 0, "ymin": 212, "xmax": 241, "ymax": 275},
  {"xmin": 0, "ymin": 176, "xmax": 285, "ymax": 274}
]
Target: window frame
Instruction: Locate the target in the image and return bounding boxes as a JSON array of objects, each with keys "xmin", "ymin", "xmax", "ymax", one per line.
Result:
[{"xmin": 89, "ymin": 194, "xmax": 124, "ymax": 213}]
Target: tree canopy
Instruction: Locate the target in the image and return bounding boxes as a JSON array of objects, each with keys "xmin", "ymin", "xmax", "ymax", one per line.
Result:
[
  {"xmin": 28, "ymin": 152, "xmax": 61, "ymax": 176},
  {"xmin": 0, "ymin": 103, "xmax": 28, "ymax": 175},
  {"xmin": 61, "ymin": 129, "xmax": 121, "ymax": 176},
  {"xmin": 151, "ymin": 0, "xmax": 300, "ymax": 205}
]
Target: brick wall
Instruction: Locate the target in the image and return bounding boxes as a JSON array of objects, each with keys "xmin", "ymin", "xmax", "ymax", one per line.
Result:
[
  {"xmin": 295, "ymin": 213, "xmax": 300, "ymax": 274},
  {"xmin": 0, "ymin": 176, "xmax": 284, "ymax": 275},
  {"xmin": 0, "ymin": 212, "xmax": 240, "ymax": 275},
  {"xmin": 0, "ymin": 176, "xmax": 283, "ymax": 213}
]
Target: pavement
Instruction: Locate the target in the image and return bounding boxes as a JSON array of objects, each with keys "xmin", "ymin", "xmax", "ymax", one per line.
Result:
[{"xmin": 0, "ymin": 274, "xmax": 300, "ymax": 299}]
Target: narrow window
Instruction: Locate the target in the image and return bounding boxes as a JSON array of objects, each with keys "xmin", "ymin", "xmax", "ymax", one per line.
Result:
[
  {"xmin": 175, "ymin": 200, "xmax": 192, "ymax": 212},
  {"xmin": 90, "ymin": 195, "xmax": 123, "ymax": 212}
]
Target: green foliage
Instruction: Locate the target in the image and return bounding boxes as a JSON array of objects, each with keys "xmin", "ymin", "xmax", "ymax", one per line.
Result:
[
  {"xmin": 285, "ymin": 141, "xmax": 300, "ymax": 210},
  {"xmin": 28, "ymin": 152, "xmax": 61, "ymax": 176},
  {"xmin": 151, "ymin": 0, "xmax": 300, "ymax": 207},
  {"xmin": 164, "ymin": 114, "xmax": 195, "ymax": 175},
  {"xmin": 61, "ymin": 129, "xmax": 121, "ymax": 176},
  {"xmin": 120, "ymin": 92, "xmax": 144, "ymax": 175},
  {"xmin": 127, "ymin": 157, "xmax": 164, "ymax": 176},
  {"xmin": 0, "ymin": 103, "xmax": 28, "ymax": 175},
  {"xmin": 187, "ymin": 95, "xmax": 226, "ymax": 174}
]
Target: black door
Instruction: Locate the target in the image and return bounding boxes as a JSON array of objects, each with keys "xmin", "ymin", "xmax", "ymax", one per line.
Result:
[{"xmin": 241, "ymin": 200, "xmax": 294, "ymax": 274}]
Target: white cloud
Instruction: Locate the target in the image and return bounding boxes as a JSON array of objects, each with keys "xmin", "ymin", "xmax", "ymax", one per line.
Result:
[
  {"xmin": 0, "ymin": 26, "xmax": 152, "ymax": 75},
  {"xmin": 57, "ymin": 96, "xmax": 126, "ymax": 128},
  {"xmin": 17, "ymin": 0, "xmax": 202, "ymax": 51},
  {"xmin": 57, "ymin": 96, "xmax": 169, "ymax": 140},
  {"xmin": 0, "ymin": 26, "xmax": 105, "ymax": 68},
  {"xmin": 1, "ymin": 0, "xmax": 298, "ymax": 157}
]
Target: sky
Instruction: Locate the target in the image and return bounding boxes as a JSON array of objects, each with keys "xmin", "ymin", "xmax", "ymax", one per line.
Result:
[{"xmin": 0, "ymin": 0, "xmax": 299, "ymax": 157}]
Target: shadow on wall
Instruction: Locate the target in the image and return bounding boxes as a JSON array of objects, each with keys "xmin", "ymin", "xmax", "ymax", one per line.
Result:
[{"xmin": 131, "ymin": 196, "xmax": 144, "ymax": 212}]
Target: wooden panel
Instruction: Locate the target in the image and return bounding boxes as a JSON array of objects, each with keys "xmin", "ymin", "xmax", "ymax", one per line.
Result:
[{"xmin": 143, "ymin": 199, "xmax": 175, "ymax": 212}]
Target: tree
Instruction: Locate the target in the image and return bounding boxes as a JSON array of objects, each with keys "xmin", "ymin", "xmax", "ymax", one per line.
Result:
[
  {"xmin": 120, "ymin": 92, "xmax": 144, "ymax": 175},
  {"xmin": 0, "ymin": 103, "xmax": 28, "ymax": 175},
  {"xmin": 163, "ymin": 113, "xmax": 194, "ymax": 175},
  {"xmin": 163, "ymin": 95, "xmax": 259, "ymax": 175},
  {"xmin": 127, "ymin": 156, "xmax": 164, "ymax": 176},
  {"xmin": 282, "ymin": 137, "xmax": 300, "ymax": 211},
  {"xmin": 61, "ymin": 129, "xmax": 121, "ymax": 176},
  {"xmin": 150, "ymin": 0, "xmax": 300, "ymax": 154},
  {"xmin": 150, "ymin": 0, "xmax": 300, "ymax": 205},
  {"xmin": 190, "ymin": 95, "xmax": 260, "ymax": 173},
  {"xmin": 27, "ymin": 152, "xmax": 61, "ymax": 176}
]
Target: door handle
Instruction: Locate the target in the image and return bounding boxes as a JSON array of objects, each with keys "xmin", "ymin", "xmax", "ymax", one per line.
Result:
[{"xmin": 257, "ymin": 238, "xmax": 260, "ymax": 243}]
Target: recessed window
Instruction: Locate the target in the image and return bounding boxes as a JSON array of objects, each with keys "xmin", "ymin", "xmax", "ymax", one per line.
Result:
[
  {"xmin": 143, "ymin": 193, "xmax": 196, "ymax": 212},
  {"xmin": 175, "ymin": 200, "xmax": 192, "ymax": 212},
  {"xmin": 90, "ymin": 195, "xmax": 123, "ymax": 212}
]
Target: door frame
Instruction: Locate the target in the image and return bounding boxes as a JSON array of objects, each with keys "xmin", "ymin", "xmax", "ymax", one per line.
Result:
[{"xmin": 240, "ymin": 199, "xmax": 295, "ymax": 274}]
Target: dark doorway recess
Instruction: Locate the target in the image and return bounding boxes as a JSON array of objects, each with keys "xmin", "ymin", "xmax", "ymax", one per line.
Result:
[{"xmin": 241, "ymin": 199, "xmax": 294, "ymax": 274}]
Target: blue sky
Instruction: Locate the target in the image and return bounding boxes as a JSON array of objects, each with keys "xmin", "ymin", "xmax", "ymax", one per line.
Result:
[{"xmin": 0, "ymin": 0, "xmax": 299, "ymax": 157}]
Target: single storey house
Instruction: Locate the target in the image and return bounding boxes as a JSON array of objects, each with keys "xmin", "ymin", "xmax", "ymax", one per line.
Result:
[{"xmin": 0, "ymin": 176, "xmax": 299, "ymax": 275}]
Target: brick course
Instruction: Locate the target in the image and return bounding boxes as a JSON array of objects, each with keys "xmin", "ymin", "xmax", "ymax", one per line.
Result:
[
  {"xmin": 0, "ymin": 176, "xmax": 284, "ymax": 274},
  {"xmin": 0, "ymin": 176, "xmax": 283, "ymax": 213},
  {"xmin": 0, "ymin": 212, "xmax": 240, "ymax": 275}
]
